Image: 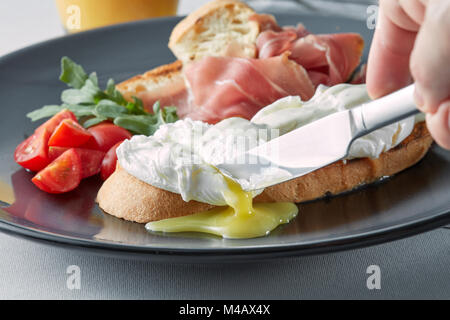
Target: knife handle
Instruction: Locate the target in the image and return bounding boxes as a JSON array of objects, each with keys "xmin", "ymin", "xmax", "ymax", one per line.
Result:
[{"xmin": 358, "ymin": 84, "xmax": 420, "ymax": 135}]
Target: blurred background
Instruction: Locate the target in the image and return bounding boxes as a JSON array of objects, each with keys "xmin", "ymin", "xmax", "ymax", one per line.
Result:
[{"xmin": 0, "ymin": 0, "xmax": 376, "ymax": 57}]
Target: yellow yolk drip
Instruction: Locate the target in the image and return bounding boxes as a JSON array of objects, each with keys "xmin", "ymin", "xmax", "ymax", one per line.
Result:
[{"xmin": 145, "ymin": 178, "xmax": 298, "ymax": 239}]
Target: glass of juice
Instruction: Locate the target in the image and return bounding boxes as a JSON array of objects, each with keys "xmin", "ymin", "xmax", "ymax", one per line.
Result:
[{"xmin": 55, "ymin": 0, "xmax": 179, "ymax": 33}]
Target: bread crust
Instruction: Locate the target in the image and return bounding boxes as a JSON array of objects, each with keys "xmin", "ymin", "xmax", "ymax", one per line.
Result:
[
  {"xmin": 170, "ymin": 0, "xmax": 253, "ymax": 45},
  {"xmin": 116, "ymin": 60, "xmax": 183, "ymax": 101},
  {"xmin": 97, "ymin": 122, "xmax": 433, "ymax": 223},
  {"xmin": 97, "ymin": 165, "xmax": 214, "ymax": 223},
  {"xmin": 169, "ymin": 0, "xmax": 259, "ymax": 63}
]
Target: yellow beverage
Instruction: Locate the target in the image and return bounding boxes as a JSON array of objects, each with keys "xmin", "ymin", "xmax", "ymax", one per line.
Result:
[{"xmin": 55, "ymin": 0, "xmax": 179, "ymax": 33}]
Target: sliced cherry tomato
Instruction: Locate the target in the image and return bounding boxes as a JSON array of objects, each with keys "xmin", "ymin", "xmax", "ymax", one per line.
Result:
[
  {"xmin": 87, "ymin": 123, "xmax": 132, "ymax": 152},
  {"xmin": 14, "ymin": 129, "xmax": 51, "ymax": 172},
  {"xmin": 35, "ymin": 109, "xmax": 76, "ymax": 134},
  {"xmin": 32, "ymin": 148, "xmax": 82, "ymax": 194},
  {"xmin": 73, "ymin": 148, "xmax": 105, "ymax": 179},
  {"xmin": 81, "ymin": 136, "xmax": 101, "ymax": 150},
  {"xmin": 48, "ymin": 119, "xmax": 93, "ymax": 148},
  {"xmin": 49, "ymin": 147, "xmax": 104, "ymax": 178},
  {"xmin": 48, "ymin": 146, "xmax": 69, "ymax": 162},
  {"xmin": 100, "ymin": 141, "xmax": 122, "ymax": 180}
]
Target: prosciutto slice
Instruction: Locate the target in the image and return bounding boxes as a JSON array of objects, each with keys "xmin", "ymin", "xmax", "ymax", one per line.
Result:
[
  {"xmin": 254, "ymin": 16, "xmax": 364, "ymax": 87},
  {"xmin": 179, "ymin": 54, "xmax": 315, "ymax": 124},
  {"xmin": 134, "ymin": 14, "xmax": 365, "ymax": 125},
  {"xmin": 137, "ymin": 81, "xmax": 188, "ymax": 113}
]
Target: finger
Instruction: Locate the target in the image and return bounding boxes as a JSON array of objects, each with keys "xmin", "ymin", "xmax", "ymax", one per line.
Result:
[
  {"xmin": 410, "ymin": 1, "xmax": 450, "ymax": 113},
  {"xmin": 399, "ymin": 0, "xmax": 426, "ymax": 25},
  {"xmin": 366, "ymin": 2, "xmax": 417, "ymax": 99},
  {"xmin": 383, "ymin": 0, "xmax": 421, "ymax": 31},
  {"xmin": 425, "ymin": 100, "xmax": 450, "ymax": 150}
]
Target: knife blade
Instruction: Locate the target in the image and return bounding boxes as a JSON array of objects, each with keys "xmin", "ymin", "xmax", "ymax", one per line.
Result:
[{"xmin": 216, "ymin": 84, "xmax": 420, "ymax": 191}]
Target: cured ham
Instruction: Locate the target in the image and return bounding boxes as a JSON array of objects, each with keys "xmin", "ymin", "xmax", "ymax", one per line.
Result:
[
  {"xmin": 133, "ymin": 14, "xmax": 365, "ymax": 125},
  {"xmin": 180, "ymin": 54, "xmax": 315, "ymax": 124},
  {"xmin": 137, "ymin": 81, "xmax": 188, "ymax": 113},
  {"xmin": 254, "ymin": 15, "xmax": 364, "ymax": 87}
]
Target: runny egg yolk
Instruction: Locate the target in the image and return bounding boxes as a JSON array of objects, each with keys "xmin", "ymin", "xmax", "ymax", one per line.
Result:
[{"xmin": 145, "ymin": 177, "xmax": 298, "ymax": 239}]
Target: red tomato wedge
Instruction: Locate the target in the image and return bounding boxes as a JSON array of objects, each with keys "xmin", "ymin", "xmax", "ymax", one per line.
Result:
[
  {"xmin": 35, "ymin": 109, "xmax": 77, "ymax": 134},
  {"xmin": 87, "ymin": 123, "xmax": 132, "ymax": 152},
  {"xmin": 49, "ymin": 147, "xmax": 105, "ymax": 178},
  {"xmin": 81, "ymin": 136, "xmax": 101, "ymax": 150},
  {"xmin": 32, "ymin": 148, "xmax": 82, "ymax": 194},
  {"xmin": 72, "ymin": 148, "xmax": 105, "ymax": 179},
  {"xmin": 100, "ymin": 141, "xmax": 122, "ymax": 180},
  {"xmin": 48, "ymin": 119, "xmax": 93, "ymax": 148},
  {"xmin": 14, "ymin": 129, "xmax": 51, "ymax": 172},
  {"xmin": 48, "ymin": 146, "xmax": 69, "ymax": 162}
]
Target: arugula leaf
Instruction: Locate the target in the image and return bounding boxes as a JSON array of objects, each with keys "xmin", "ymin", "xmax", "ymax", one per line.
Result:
[
  {"xmin": 94, "ymin": 100, "xmax": 128, "ymax": 118},
  {"xmin": 83, "ymin": 116, "xmax": 107, "ymax": 128},
  {"xmin": 114, "ymin": 115, "xmax": 156, "ymax": 136},
  {"xmin": 125, "ymin": 97, "xmax": 147, "ymax": 115},
  {"xmin": 164, "ymin": 106, "xmax": 178, "ymax": 123},
  {"xmin": 27, "ymin": 105, "xmax": 65, "ymax": 121},
  {"xmin": 63, "ymin": 104, "xmax": 97, "ymax": 117},
  {"xmin": 106, "ymin": 79, "xmax": 126, "ymax": 105},
  {"xmin": 27, "ymin": 104, "xmax": 96, "ymax": 121},
  {"xmin": 61, "ymin": 88, "xmax": 95, "ymax": 105},
  {"xmin": 27, "ymin": 57, "xmax": 179, "ymax": 136},
  {"xmin": 59, "ymin": 56, "xmax": 89, "ymax": 89}
]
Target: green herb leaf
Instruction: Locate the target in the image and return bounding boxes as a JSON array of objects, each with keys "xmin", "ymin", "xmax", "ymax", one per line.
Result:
[
  {"xmin": 105, "ymin": 78, "xmax": 126, "ymax": 105},
  {"xmin": 164, "ymin": 106, "xmax": 178, "ymax": 123},
  {"xmin": 106, "ymin": 78, "xmax": 116, "ymax": 96},
  {"xmin": 83, "ymin": 116, "xmax": 107, "ymax": 128},
  {"xmin": 61, "ymin": 88, "xmax": 95, "ymax": 105},
  {"xmin": 125, "ymin": 97, "xmax": 146, "ymax": 115},
  {"xmin": 28, "ymin": 56, "xmax": 179, "ymax": 136},
  {"xmin": 88, "ymin": 72, "xmax": 99, "ymax": 87},
  {"xmin": 63, "ymin": 104, "xmax": 96, "ymax": 117},
  {"xmin": 114, "ymin": 115, "xmax": 155, "ymax": 136},
  {"xmin": 59, "ymin": 56, "xmax": 89, "ymax": 89},
  {"xmin": 94, "ymin": 100, "xmax": 128, "ymax": 119},
  {"xmin": 26, "ymin": 105, "xmax": 65, "ymax": 121}
]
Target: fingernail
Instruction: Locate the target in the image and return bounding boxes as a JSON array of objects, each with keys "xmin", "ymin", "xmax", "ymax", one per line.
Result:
[{"xmin": 414, "ymin": 87, "xmax": 426, "ymax": 111}]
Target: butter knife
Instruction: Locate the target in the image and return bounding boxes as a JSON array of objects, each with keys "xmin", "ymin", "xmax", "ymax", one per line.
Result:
[{"xmin": 216, "ymin": 84, "xmax": 420, "ymax": 191}]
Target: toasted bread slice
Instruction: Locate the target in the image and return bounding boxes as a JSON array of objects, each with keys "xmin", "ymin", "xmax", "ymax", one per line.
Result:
[
  {"xmin": 116, "ymin": 0, "xmax": 261, "ymax": 106},
  {"xmin": 116, "ymin": 60, "xmax": 184, "ymax": 103},
  {"xmin": 97, "ymin": 165, "xmax": 214, "ymax": 223},
  {"xmin": 169, "ymin": 0, "xmax": 260, "ymax": 64},
  {"xmin": 97, "ymin": 122, "xmax": 433, "ymax": 223}
]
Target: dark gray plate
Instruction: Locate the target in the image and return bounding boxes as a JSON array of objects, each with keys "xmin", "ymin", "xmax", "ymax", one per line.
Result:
[{"xmin": 0, "ymin": 14, "xmax": 449, "ymax": 262}]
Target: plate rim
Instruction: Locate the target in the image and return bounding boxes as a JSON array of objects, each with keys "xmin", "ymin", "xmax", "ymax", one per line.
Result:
[{"xmin": 0, "ymin": 205, "xmax": 448, "ymax": 260}]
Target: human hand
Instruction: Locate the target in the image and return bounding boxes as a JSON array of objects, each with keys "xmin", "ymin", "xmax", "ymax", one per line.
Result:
[{"xmin": 366, "ymin": 0, "xmax": 450, "ymax": 149}]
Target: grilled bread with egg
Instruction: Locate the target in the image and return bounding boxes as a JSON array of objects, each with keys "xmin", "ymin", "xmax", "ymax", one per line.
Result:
[
  {"xmin": 97, "ymin": 122, "xmax": 433, "ymax": 223},
  {"xmin": 99, "ymin": 0, "xmax": 434, "ymax": 224}
]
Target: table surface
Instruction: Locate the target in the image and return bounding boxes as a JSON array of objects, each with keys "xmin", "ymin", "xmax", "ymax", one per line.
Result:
[{"xmin": 0, "ymin": 0, "xmax": 449, "ymax": 300}]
